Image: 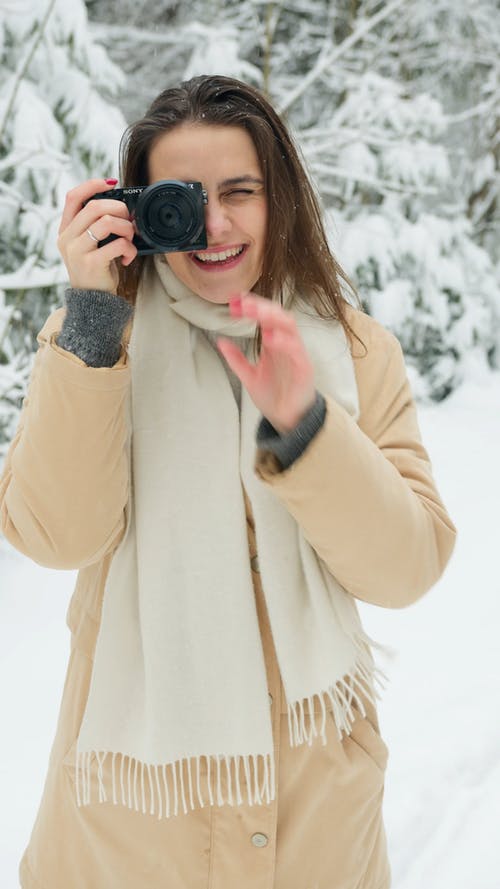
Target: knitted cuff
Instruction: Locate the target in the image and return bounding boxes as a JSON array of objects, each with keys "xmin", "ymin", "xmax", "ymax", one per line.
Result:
[
  {"xmin": 256, "ymin": 391, "xmax": 327, "ymax": 470},
  {"xmin": 56, "ymin": 288, "xmax": 134, "ymax": 368}
]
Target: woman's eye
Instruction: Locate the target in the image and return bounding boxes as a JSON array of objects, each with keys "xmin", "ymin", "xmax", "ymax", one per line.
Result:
[{"xmin": 226, "ymin": 189, "xmax": 254, "ymax": 196}]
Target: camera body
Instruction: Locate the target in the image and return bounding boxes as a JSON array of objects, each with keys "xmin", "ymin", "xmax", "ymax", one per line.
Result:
[{"xmin": 85, "ymin": 180, "xmax": 208, "ymax": 255}]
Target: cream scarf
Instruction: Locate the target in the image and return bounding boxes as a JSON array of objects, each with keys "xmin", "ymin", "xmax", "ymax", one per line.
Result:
[{"xmin": 74, "ymin": 255, "xmax": 385, "ymax": 817}]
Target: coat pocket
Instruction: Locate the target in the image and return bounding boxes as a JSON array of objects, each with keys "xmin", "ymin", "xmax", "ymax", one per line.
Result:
[{"xmin": 342, "ymin": 712, "xmax": 389, "ymax": 775}]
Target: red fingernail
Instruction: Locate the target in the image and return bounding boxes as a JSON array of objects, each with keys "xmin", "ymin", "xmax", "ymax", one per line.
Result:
[
  {"xmin": 230, "ymin": 296, "xmax": 242, "ymax": 309},
  {"xmin": 105, "ymin": 178, "xmax": 118, "ymax": 185}
]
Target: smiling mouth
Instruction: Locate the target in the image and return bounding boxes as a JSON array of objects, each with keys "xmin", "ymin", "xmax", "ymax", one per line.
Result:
[{"xmin": 190, "ymin": 244, "xmax": 248, "ymax": 269}]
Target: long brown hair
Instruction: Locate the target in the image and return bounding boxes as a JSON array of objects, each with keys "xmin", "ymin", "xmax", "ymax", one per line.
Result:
[{"xmin": 117, "ymin": 75, "xmax": 366, "ymax": 359}]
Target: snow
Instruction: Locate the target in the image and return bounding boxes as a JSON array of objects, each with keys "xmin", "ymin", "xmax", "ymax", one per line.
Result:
[
  {"xmin": 1, "ymin": 369, "xmax": 499, "ymax": 887},
  {"xmin": 0, "ymin": 257, "xmax": 68, "ymax": 291},
  {"xmin": 330, "ymin": 206, "xmax": 500, "ymax": 402},
  {"xmin": 358, "ymin": 367, "xmax": 500, "ymax": 889},
  {"xmin": 183, "ymin": 25, "xmax": 262, "ymax": 84}
]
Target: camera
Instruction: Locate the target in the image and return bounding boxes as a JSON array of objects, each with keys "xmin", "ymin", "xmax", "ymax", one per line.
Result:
[{"xmin": 84, "ymin": 180, "xmax": 208, "ymax": 255}]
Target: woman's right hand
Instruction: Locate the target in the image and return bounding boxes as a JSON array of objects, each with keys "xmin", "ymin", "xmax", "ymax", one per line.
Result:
[{"xmin": 57, "ymin": 178, "xmax": 138, "ymax": 295}]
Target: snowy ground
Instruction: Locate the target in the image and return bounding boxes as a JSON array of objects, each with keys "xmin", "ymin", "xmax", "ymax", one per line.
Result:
[{"xmin": 1, "ymin": 365, "xmax": 499, "ymax": 889}]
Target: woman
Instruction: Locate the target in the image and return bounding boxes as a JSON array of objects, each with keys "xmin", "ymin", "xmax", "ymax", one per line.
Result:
[{"xmin": 0, "ymin": 75, "xmax": 456, "ymax": 889}]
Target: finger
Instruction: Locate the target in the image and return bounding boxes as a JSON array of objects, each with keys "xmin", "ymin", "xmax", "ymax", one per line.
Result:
[
  {"xmin": 216, "ymin": 338, "xmax": 256, "ymax": 387},
  {"xmin": 61, "ymin": 199, "xmax": 131, "ymax": 245},
  {"xmin": 59, "ymin": 179, "xmax": 120, "ymax": 234},
  {"xmin": 261, "ymin": 328, "xmax": 312, "ymax": 368},
  {"xmin": 58, "ymin": 201, "xmax": 131, "ymax": 258},
  {"xmin": 232, "ymin": 292, "xmax": 296, "ymax": 335},
  {"xmin": 84, "ymin": 236, "xmax": 137, "ymax": 267},
  {"xmin": 76, "ymin": 215, "xmax": 135, "ymax": 252}
]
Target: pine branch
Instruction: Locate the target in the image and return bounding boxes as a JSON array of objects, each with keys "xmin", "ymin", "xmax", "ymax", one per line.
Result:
[
  {"xmin": 0, "ymin": 146, "xmax": 70, "ymax": 173},
  {"xmin": 277, "ymin": 0, "xmax": 410, "ymax": 115},
  {"xmin": 0, "ymin": 259, "xmax": 67, "ymax": 292},
  {"xmin": 0, "ymin": 181, "xmax": 59, "ymax": 223},
  {"xmin": 444, "ymin": 95, "xmax": 499, "ymax": 125},
  {"xmin": 89, "ymin": 22, "xmax": 183, "ymax": 45},
  {"xmin": 310, "ymin": 161, "xmax": 439, "ymax": 197},
  {"xmin": 301, "ymin": 126, "xmax": 464, "ymax": 154},
  {"xmin": 0, "ymin": 0, "xmax": 58, "ymax": 144}
]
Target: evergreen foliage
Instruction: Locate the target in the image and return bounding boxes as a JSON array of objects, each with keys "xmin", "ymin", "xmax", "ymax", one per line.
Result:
[
  {"xmin": 0, "ymin": 0, "xmax": 126, "ymax": 452},
  {"xmin": 1, "ymin": 0, "xmax": 498, "ymax": 454}
]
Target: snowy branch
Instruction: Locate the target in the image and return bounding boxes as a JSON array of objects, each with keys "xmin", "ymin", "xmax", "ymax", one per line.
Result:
[
  {"xmin": 89, "ymin": 19, "xmax": 230, "ymax": 48},
  {"xmin": 298, "ymin": 123, "xmax": 419, "ymax": 144},
  {"xmin": 0, "ymin": 146, "xmax": 71, "ymax": 173},
  {"xmin": 0, "ymin": 260, "xmax": 68, "ymax": 291},
  {"xmin": 309, "ymin": 162, "xmax": 439, "ymax": 196},
  {"xmin": 0, "ymin": 181, "xmax": 59, "ymax": 223},
  {"xmin": 89, "ymin": 22, "xmax": 183, "ymax": 45},
  {"xmin": 444, "ymin": 95, "xmax": 499, "ymax": 124},
  {"xmin": 277, "ymin": 0, "xmax": 410, "ymax": 114},
  {"xmin": 301, "ymin": 127, "xmax": 462, "ymax": 155},
  {"xmin": 0, "ymin": 0, "xmax": 58, "ymax": 143}
]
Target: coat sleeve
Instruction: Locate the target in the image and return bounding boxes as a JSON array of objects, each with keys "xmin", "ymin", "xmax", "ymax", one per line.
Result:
[
  {"xmin": 253, "ymin": 317, "xmax": 457, "ymax": 609},
  {"xmin": 0, "ymin": 308, "xmax": 131, "ymax": 569}
]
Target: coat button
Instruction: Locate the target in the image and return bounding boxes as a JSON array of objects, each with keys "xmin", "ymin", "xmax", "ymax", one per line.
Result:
[
  {"xmin": 251, "ymin": 832, "xmax": 268, "ymax": 847},
  {"xmin": 250, "ymin": 555, "xmax": 260, "ymax": 572}
]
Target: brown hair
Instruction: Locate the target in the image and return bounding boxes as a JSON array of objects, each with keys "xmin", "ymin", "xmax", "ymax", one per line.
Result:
[{"xmin": 117, "ymin": 75, "xmax": 366, "ymax": 359}]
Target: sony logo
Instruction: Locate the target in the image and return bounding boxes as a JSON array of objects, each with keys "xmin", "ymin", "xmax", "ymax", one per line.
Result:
[{"xmin": 123, "ymin": 188, "xmax": 142, "ymax": 194}]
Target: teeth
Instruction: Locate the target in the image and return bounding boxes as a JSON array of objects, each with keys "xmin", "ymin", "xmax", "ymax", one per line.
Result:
[{"xmin": 195, "ymin": 246, "xmax": 244, "ymax": 262}]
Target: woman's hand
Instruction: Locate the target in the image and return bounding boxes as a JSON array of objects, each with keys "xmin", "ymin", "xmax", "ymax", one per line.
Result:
[
  {"xmin": 216, "ymin": 291, "xmax": 317, "ymax": 434},
  {"xmin": 57, "ymin": 179, "xmax": 138, "ymax": 295}
]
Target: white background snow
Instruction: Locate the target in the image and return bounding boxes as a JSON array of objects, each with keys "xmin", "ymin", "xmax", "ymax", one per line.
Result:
[
  {"xmin": 1, "ymin": 362, "xmax": 499, "ymax": 888},
  {"xmin": 1, "ymin": 0, "xmax": 499, "ymax": 885}
]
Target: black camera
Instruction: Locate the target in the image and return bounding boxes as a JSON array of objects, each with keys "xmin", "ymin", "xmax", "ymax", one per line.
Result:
[{"xmin": 84, "ymin": 180, "xmax": 208, "ymax": 255}]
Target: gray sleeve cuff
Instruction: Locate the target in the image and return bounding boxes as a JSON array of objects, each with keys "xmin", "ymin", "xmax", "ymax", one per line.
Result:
[
  {"xmin": 256, "ymin": 391, "xmax": 327, "ymax": 470},
  {"xmin": 56, "ymin": 288, "xmax": 134, "ymax": 368}
]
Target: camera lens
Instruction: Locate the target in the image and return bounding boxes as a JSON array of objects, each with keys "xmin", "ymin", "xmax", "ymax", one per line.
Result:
[{"xmin": 137, "ymin": 181, "xmax": 201, "ymax": 250}]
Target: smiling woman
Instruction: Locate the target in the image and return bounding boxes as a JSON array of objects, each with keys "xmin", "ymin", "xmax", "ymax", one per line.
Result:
[
  {"xmin": 147, "ymin": 125, "xmax": 267, "ymax": 303},
  {"xmin": 0, "ymin": 74, "xmax": 457, "ymax": 889},
  {"xmin": 115, "ymin": 75, "xmax": 366, "ymax": 365}
]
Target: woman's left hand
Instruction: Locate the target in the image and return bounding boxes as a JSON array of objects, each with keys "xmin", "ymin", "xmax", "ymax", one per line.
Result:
[{"xmin": 216, "ymin": 291, "xmax": 316, "ymax": 435}]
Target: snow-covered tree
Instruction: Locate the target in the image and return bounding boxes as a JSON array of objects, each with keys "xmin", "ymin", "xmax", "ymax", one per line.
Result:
[
  {"xmin": 301, "ymin": 70, "xmax": 499, "ymax": 400},
  {"xmin": 86, "ymin": 0, "xmax": 499, "ymax": 401},
  {"xmin": 0, "ymin": 0, "xmax": 127, "ymax": 455},
  {"xmin": 252, "ymin": 0, "xmax": 500, "ymax": 400},
  {"xmin": 364, "ymin": 0, "xmax": 500, "ymax": 263},
  {"xmin": 1, "ymin": 0, "xmax": 498, "ymax": 455}
]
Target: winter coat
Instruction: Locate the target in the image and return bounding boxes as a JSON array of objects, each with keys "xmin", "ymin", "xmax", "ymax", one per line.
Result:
[{"xmin": 0, "ymin": 302, "xmax": 457, "ymax": 889}]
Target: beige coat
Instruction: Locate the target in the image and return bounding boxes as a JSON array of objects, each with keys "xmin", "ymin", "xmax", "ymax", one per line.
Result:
[{"xmin": 0, "ymin": 302, "xmax": 457, "ymax": 889}]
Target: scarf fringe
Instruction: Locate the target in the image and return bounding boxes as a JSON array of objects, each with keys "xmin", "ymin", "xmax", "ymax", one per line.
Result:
[
  {"xmin": 74, "ymin": 650, "xmax": 387, "ymax": 817},
  {"xmin": 74, "ymin": 747, "xmax": 276, "ymax": 818},
  {"xmin": 287, "ymin": 650, "xmax": 388, "ymax": 748}
]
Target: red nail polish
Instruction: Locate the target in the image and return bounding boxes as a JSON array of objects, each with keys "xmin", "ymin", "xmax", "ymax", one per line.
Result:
[{"xmin": 105, "ymin": 178, "xmax": 118, "ymax": 185}]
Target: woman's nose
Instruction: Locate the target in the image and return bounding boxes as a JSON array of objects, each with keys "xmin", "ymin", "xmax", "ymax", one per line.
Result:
[{"xmin": 204, "ymin": 199, "xmax": 232, "ymax": 240}]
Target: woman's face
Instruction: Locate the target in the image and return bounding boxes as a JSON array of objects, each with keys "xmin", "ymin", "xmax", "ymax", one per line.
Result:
[{"xmin": 147, "ymin": 123, "xmax": 267, "ymax": 304}]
